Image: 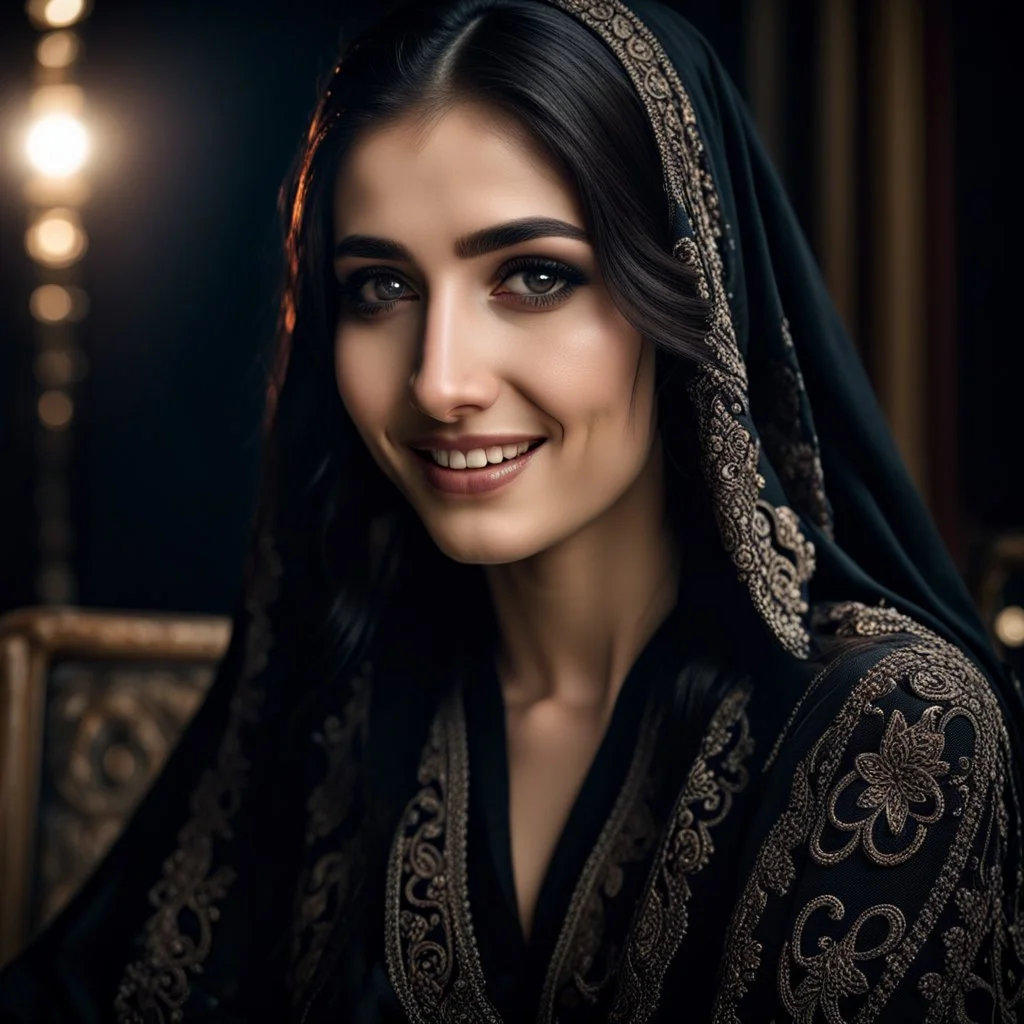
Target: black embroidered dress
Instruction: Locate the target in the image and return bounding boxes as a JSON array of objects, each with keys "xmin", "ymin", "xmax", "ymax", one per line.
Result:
[{"xmin": 2, "ymin": 1, "xmax": 1022, "ymax": 1022}]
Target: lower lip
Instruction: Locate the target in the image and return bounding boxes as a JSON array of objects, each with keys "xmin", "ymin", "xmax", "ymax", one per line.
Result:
[{"xmin": 414, "ymin": 442, "xmax": 546, "ymax": 496}]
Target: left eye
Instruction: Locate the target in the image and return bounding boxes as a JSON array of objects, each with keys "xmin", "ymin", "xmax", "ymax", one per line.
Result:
[
  {"xmin": 357, "ymin": 274, "xmax": 409, "ymax": 303},
  {"xmin": 502, "ymin": 267, "xmax": 561, "ymax": 295}
]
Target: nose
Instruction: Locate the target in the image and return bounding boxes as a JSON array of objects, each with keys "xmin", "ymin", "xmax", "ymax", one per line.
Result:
[{"xmin": 407, "ymin": 283, "xmax": 499, "ymax": 421}]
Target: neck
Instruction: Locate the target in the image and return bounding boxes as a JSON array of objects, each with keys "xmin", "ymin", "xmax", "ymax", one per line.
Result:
[{"xmin": 483, "ymin": 436, "xmax": 681, "ymax": 716}]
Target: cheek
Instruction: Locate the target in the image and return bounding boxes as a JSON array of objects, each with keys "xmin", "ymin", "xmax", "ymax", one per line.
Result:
[
  {"xmin": 526, "ymin": 308, "xmax": 648, "ymax": 439},
  {"xmin": 334, "ymin": 329, "xmax": 403, "ymax": 438}
]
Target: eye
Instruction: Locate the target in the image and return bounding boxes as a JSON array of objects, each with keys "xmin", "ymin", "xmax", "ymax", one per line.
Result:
[
  {"xmin": 495, "ymin": 257, "xmax": 589, "ymax": 309},
  {"xmin": 338, "ymin": 268, "xmax": 416, "ymax": 318}
]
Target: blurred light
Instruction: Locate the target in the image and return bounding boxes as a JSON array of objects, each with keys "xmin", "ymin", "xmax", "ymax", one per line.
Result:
[
  {"xmin": 26, "ymin": 0, "xmax": 89, "ymax": 30},
  {"xmin": 995, "ymin": 605, "xmax": 1024, "ymax": 649},
  {"xmin": 34, "ymin": 349, "xmax": 88, "ymax": 387},
  {"xmin": 29, "ymin": 84, "xmax": 84, "ymax": 116},
  {"xmin": 26, "ymin": 208, "xmax": 87, "ymax": 267},
  {"xmin": 38, "ymin": 389, "xmax": 74, "ymax": 430},
  {"xmin": 36, "ymin": 31, "xmax": 80, "ymax": 68},
  {"xmin": 30, "ymin": 284, "xmax": 89, "ymax": 324},
  {"xmin": 27, "ymin": 112, "xmax": 89, "ymax": 177},
  {"xmin": 23, "ymin": 175, "xmax": 90, "ymax": 207},
  {"xmin": 30, "ymin": 283, "xmax": 73, "ymax": 322}
]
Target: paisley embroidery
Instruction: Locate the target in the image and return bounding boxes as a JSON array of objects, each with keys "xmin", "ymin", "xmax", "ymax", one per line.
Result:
[
  {"xmin": 544, "ymin": 0, "xmax": 815, "ymax": 658},
  {"xmin": 609, "ymin": 687, "xmax": 753, "ymax": 1023},
  {"xmin": 712, "ymin": 601, "xmax": 1021, "ymax": 1023},
  {"xmin": 779, "ymin": 896, "xmax": 906, "ymax": 1022},
  {"xmin": 384, "ymin": 691, "xmax": 501, "ymax": 1023},
  {"xmin": 289, "ymin": 661, "xmax": 373, "ymax": 1002},
  {"xmin": 114, "ymin": 532, "xmax": 282, "ymax": 1023}
]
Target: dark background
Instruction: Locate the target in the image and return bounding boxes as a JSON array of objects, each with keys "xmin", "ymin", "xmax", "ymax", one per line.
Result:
[{"xmin": 0, "ymin": 0, "xmax": 1019, "ymax": 619}]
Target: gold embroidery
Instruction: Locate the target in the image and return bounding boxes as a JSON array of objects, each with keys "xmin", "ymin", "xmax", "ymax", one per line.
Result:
[
  {"xmin": 609, "ymin": 687, "xmax": 753, "ymax": 1023},
  {"xmin": 114, "ymin": 533, "xmax": 282, "ymax": 1023},
  {"xmin": 812, "ymin": 706, "xmax": 952, "ymax": 868},
  {"xmin": 289, "ymin": 662, "xmax": 373, "ymax": 1002},
  {"xmin": 544, "ymin": 0, "xmax": 815, "ymax": 658},
  {"xmin": 384, "ymin": 691, "xmax": 501, "ymax": 1023},
  {"xmin": 779, "ymin": 897, "xmax": 906, "ymax": 1022},
  {"xmin": 712, "ymin": 602, "xmax": 1021, "ymax": 1023}
]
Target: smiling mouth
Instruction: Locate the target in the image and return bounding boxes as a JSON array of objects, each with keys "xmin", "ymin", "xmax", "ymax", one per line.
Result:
[{"xmin": 411, "ymin": 439, "xmax": 547, "ymax": 468}]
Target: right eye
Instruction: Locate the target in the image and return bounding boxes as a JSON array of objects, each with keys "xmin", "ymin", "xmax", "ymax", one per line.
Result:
[{"xmin": 339, "ymin": 269, "xmax": 417, "ymax": 317}]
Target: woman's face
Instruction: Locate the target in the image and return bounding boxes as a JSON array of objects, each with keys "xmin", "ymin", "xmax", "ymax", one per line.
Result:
[{"xmin": 333, "ymin": 101, "xmax": 659, "ymax": 564}]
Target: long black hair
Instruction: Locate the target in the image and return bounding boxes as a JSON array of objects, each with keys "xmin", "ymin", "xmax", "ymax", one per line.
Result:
[{"xmin": 260, "ymin": 0, "xmax": 756, "ymax": 710}]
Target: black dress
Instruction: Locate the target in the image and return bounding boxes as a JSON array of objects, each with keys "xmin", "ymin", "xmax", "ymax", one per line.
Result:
[{"xmin": 2, "ymin": 0, "xmax": 1022, "ymax": 1020}]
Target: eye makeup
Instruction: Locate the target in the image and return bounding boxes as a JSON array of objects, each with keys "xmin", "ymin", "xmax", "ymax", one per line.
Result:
[{"xmin": 337, "ymin": 256, "xmax": 590, "ymax": 319}]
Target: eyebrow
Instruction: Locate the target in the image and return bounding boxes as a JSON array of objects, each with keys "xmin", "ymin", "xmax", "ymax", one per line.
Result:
[{"xmin": 333, "ymin": 216, "xmax": 589, "ymax": 263}]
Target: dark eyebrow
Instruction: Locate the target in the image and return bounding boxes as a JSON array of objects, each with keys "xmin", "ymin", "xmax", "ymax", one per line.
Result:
[{"xmin": 333, "ymin": 216, "xmax": 589, "ymax": 263}]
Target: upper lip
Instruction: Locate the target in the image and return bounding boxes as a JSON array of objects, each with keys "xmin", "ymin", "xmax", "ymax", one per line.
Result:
[{"xmin": 406, "ymin": 433, "xmax": 546, "ymax": 454}]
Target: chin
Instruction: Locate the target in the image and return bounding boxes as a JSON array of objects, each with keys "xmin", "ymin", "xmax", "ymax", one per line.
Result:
[{"xmin": 423, "ymin": 520, "xmax": 547, "ymax": 566}]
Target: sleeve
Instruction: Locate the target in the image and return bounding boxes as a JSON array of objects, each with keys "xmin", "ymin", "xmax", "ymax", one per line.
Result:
[{"xmin": 713, "ymin": 636, "xmax": 1024, "ymax": 1023}]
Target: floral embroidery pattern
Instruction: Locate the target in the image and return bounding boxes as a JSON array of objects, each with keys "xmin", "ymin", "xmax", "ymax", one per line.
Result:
[
  {"xmin": 711, "ymin": 601, "xmax": 1022, "ymax": 1023},
  {"xmin": 778, "ymin": 896, "xmax": 906, "ymax": 1023},
  {"xmin": 811, "ymin": 706, "xmax": 952, "ymax": 868}
]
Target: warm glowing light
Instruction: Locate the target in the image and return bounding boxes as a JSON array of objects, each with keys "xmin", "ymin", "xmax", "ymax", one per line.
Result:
[
  {"xmin": 995, "ymin": 606, "xmax": 1024, "ymax": 649},
  {"xmin": 38, "ymin": 389, "xmax": 74, "ymax": 429},
  {"xmin": 26, "ymin": 0, "xmax": 88, "ymax": 29},
  {"xmin": 36, "ymin": 30, "xmax": 80, "ymax": 68},
  {"xmin": 25, "ymin": 208, "xmax": 87, "ymax": 267},
  {"xmin": 30, "ymin": 284, "xmax": 74, "ymax": 322},
  {"xmin": 27, "ymin": 113, "xmax": 89, "ymax": 177},
  {"xmin": 30, "ymin": 84, "xmax": 84, "ymax": 116}
]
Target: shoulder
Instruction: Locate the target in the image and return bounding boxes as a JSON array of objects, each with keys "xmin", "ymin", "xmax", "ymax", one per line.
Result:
[{"xmin": 713, "ymin": 601, "xmax": 1023, "ymax": 1023}]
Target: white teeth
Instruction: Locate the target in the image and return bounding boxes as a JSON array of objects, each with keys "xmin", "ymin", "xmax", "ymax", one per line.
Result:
[{"xmin": 428, "ymin": 440, "xmax": 541, "ymax": 469}]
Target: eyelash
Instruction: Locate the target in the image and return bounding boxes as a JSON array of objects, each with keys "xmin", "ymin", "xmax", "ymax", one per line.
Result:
[{"xmin": 338, "ymin": 256, "xmax": 589, "ymax": 319}]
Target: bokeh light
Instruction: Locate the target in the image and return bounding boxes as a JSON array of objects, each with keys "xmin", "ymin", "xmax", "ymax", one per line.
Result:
[
  {"xmin": 38, "ymin": 389, "xmax": 75, "ymax": 430},
  {"xmin": 26, "ymin": 0, "xmax": 89, "ymax": 30},
  {"xmin": 26, "ymin": 112, "xmax": 89, "ymax": 177},
  {"xmin": 36, "ymin": 31, "xmax": 81, "ymax": 69},
  {"xmin": 30, "ymin": 284, "xmax": 74, "ymax": 322},
  {"xmin": 34, "ymin": 349, "xmax": 88, "ymax": 387},
  {"xmin": 25, "ymin": 208, "xmax": 88, "ymax": 267},
  {"xmin": 995, "ymin": 605, "xmax": 1024, "ymax": 649}
]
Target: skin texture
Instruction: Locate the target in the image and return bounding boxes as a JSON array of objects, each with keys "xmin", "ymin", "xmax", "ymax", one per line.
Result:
[{"xmin": 333, "ymin": 101, "xmax": 680, "ymax": 938}]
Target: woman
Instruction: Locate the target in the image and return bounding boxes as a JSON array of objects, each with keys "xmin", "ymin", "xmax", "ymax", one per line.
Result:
[{"xmin": 2, "ymin": 0, "xmax": 1022, "ymax": 1020}]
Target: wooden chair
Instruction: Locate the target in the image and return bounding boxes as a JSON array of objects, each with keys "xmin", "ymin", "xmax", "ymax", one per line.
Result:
[{"xmin": 0, "ymin": 607, "xmax": 231, "ymax": 967}]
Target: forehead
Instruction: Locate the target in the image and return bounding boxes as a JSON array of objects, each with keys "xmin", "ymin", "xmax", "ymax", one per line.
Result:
[{"xmin": 333, "ymin": 102, "xmax": 584, "ymax": 237}]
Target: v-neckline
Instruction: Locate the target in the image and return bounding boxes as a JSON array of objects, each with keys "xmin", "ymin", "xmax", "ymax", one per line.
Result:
[{"xmin": 463, "ymin": 602, "xmax": 686, "ymax": 957}]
